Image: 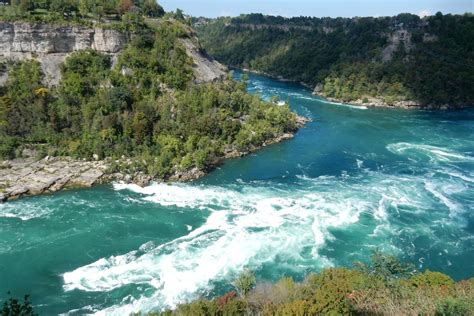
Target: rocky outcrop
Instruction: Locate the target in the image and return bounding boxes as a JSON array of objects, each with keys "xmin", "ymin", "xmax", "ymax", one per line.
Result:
[
  {"xmin": 180, "ymin": 37, "xmax": 227, "ymax": 83},
  {"xmin": 0, "ymin": 22, "xmax": 126, "ymax": 53},
  {"xmin": 0, "ymin": 21, "xmax": 227, "ymax": 86},
  {"xmin": 315, "ymin": 94, "xmax": 458, "ymax": 110},
  {"xmin": 0, "ymin": 157, "xmax": 108, "ymax": 202},
  {"xmin": 381, "ymin": 29, "xmax": 413, "ymax": 62},
  {"xmin": 0, "ymin": 117, "xmax": 308, "ymax": 202},
  {"xmin": 0, "ymin": 22, "xmax": 127, "ymax": 85}
]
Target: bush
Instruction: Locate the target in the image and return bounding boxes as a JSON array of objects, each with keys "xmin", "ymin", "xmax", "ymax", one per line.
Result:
[
  {"xmin": 233, "ymin": 270, "xmax": 256, "ymax": 298},
  {"xmin": 303, "ymin": 268, "xmax": 364, "ymax": 315},
  {"xmin": 149, "ymin": 258, "xmax": 474, "ymax": 316},
  {"xmin": 1, "ymin": 293, "xmax": 38, "ymax": 316},
  {"xmin": 410, "ymin": 270, "xmax": 455, "ymax": 291},
  {"xmin": 0, "ymin": 137, "xmax": 17, "ymax": 160},
  {"xmin": 354, "ymin": 249, "xmax": 415, "ymax": 281},
  {"xmin": 435, "ymin": 298, "xmax": 471, "ymax": 316}
]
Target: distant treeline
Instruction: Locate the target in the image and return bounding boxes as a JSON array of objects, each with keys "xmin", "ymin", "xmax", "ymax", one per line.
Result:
[
  {"xmin": 0, "ymin": 0, "xmax": 166, "ymax": 22},
  {"xmin": 196, "ymin": 13, "xmax": 474, "ymax": 107}
]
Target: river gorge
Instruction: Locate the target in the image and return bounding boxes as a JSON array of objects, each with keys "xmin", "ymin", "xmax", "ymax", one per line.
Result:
[{"xmin": 1, "ymin": 71, "xmax": 473, "ymax": 315}]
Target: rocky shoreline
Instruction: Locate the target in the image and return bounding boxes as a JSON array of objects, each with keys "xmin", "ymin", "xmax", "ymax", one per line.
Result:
[
  {"xmin": 316, "ymin": 95, "xmax": 462, "ymax": 110},
  {"xmin": 239, "ymin": 68, "xmax": 313, "ymax": 89},
  {"xmin": 0, "ymin": 116, "xmax": 308, "ymax": 202},
  {"xmin": 237, "ymin": 67, "xmax": 467, "ymax": 110}
]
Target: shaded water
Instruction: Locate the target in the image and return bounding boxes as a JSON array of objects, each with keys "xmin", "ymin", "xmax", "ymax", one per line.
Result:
[{"xmin": 1, "ymin": 71, "xmax": 473, "ymax": 315}]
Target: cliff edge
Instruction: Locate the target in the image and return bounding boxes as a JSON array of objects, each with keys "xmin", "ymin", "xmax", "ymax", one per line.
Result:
[{"xmin": 0, "ymin": 21, "xmax": 226, "ymax": 86}]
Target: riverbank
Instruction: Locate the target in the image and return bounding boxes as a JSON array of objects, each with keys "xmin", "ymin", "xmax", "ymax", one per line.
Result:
[
  {"xmin": 240, "ymin": 68, "xmax": 314, "ymax": 89},
  {"xmin": 0, "ymin": 116, "xmax": 308, "ymax": 202},
  {"xmin": 316, "ymin": 95, "xmax": 463, "ymax": 110},
  {"xmin": 239, "ymin": 67, "xmax": 467, "ymax": 110}
]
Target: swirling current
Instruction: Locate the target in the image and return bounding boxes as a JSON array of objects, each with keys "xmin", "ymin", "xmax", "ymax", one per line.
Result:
[{"xmin": 1, "ymin": 71, "xmax": 473, "ymax": 315}]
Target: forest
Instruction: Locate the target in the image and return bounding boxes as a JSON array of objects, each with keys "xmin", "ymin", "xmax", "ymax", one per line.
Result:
[
  {"xmin": 196, "ymin": 13, "xmax": 474, "ymax": 107},
  {"xmin": 0, "ymin": 0, "xmax": 166, "ymax": 22},
  {"xmin": 0, "ymin": 10, "xmax": 298, "ymax": 179}
]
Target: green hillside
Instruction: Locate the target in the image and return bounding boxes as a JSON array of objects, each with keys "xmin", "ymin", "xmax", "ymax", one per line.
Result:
[
  {"xmin": 0, "ymin": 4, "xmax": 298, "ymax": 180},
  {"xmin": 196, "ymin": 13, "xmax": 474, "ymax": 107}
]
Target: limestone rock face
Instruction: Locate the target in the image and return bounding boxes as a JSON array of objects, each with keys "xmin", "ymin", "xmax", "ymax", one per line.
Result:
[
  {"xmin": 0, "ymin": 22, "xmax": 127, "ymax": 85},
  {"xmin": 0, "ymin": 21, "xmax": 227, "ymax": 86},
  {"xmin": 92, "ymin": 28, "xmax": 127, "ymax": 53},
  {"xmin": 0, "ymin": 22, "xmax": 126, "ymax": 54},
  {"xmin": 180, "ymin": 37, "xmax": 227, "ymax": 83}
]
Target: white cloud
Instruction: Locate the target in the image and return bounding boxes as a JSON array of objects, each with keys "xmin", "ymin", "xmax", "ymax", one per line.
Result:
[{"xmin": 418, "ymin": 10, "xmax": 432, "ymax": 18}]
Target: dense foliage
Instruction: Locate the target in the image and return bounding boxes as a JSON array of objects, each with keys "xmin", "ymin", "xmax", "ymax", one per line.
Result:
[
  {"xmin": 153, "ymin": 252, "xmax": 474, "ymax": 316},
  {"xmin": 196, "ymin": 13, "xmax": 474, "ymax": 106},
  {"xmin": 0, "ymin": 0, "xmax": 165, "ymax": 23},
  {"xmin": 1, "ymin": 293, "xmax": 37, "ymax": 316},
  {"xmin": 0, "ymin": 18, "xmax": 297, "ymax": 179}
]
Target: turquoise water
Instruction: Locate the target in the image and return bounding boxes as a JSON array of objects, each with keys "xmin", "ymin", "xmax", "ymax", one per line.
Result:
[{"xmin": 1, "ymin": 71, "xmax": 474, "ymax": 315}]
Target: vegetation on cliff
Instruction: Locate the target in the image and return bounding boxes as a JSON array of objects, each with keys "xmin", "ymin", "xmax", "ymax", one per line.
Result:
[
  {"xmin": 196, "ymin": 13, "xmax": 474, "ymax": 107},
  {"xmin": 150, "ymin": 251, "xmax": 474, "ymax": 316},
  {"xmin": 0, "ymin": 0, "xmax": 166, "ymax": 24},
  {"xmin": 0, "ymin": 15, "xmax": 298, "ymax": 180}
]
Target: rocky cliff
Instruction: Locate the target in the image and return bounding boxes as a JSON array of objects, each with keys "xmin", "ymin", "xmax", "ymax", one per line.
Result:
[
  {"xmin": 0, "ymin": 21, "xmax": 226, "ymax": 86},
  {"xmin": 0, "ymin": 22, "xmax": 127, "ymax": 85}
]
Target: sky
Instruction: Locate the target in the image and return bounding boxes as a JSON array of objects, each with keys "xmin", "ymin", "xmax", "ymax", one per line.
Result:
[{"xmin": 159, "ymin": 0, "xmax": 473, "ymax": 18}]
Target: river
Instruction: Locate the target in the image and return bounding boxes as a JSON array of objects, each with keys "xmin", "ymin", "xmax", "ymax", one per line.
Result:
[{"xmin": 1, "ymin": 71, "xmax": 473, "ymax": 315}]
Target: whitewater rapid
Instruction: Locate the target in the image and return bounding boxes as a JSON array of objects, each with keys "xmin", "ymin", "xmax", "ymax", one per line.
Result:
[
  {"xmin": 1, "ymin": 71, "xmax": 473, "ymax": 316},
  {"xmin": 60, "ymin": 141, "xmax": 474, "ymax": 315}
]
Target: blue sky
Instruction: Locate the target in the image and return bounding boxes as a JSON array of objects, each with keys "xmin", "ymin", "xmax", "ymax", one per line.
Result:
[{"xmin": 159, "ymin": 0, "xmax": 472, "ymax": 18}]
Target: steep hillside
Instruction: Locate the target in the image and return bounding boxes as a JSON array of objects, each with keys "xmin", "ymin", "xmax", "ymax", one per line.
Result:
[
  {"xmin": 196, "ymin": 13, "xmax": 474, "ymax": 108},
  {"xmin": 0, "ymin": 21, "xmax": 226, "ymax": 86},
  {"xmin": 0, "ymin": 10, "xmax": 302, "ymax": 201}
]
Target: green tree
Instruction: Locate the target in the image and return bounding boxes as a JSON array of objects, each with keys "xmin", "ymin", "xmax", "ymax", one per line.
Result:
[
  {"xmin": 232, "ymin": 269, "xmax": 256, "ymax": 297},
  {"xmin": 354, "ymin": 250, "xmax": 415, "ymax": 281},
  {"xmin": 143, "ymin": 0, "xmax": 164, "ymax": 17},
  {"xmin": 1, "ymin": 293, "xmax": 38, "ymax": 316},
  {"xmin": 18, "ymin": 0, "xmax": 31, "ymax": 13},
  {"xmin": 117, "ymin": 0, "xmax": 133, "ymax": 15},
  {"xmin": 174, "ymin": 8, "xmax": 184, "ymax": 20}
]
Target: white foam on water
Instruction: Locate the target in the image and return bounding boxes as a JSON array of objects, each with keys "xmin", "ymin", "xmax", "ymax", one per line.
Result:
[
  {"xmin": 387, "ymin": 143, "xmax": 474, "ymax": 163},
  {"xmin": 64, "ymin": 163, "xmax": 473, "ymax": 315},
  {"xmin": 424, "ymin": 181, "xmax": 462, "ymax": 218},
  {"xmin": 439, "ymin": 169, "xmax": 474, "ymax": 183},
  {"xmin": 65, "ymin": 179, "xmax": 395, "ymax": 315},
  {"xmin": 0, "ymin": 202, "xmax": 54, "ymax": 221},
  {"xmin": 322, "ymin": 99, "xmax": 368, "ymax": 110}
]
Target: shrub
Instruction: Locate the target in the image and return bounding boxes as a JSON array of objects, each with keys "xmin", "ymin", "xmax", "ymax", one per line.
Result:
[
  {"xmin": 233, "ymin": 270, "xmax": 256, "ymax": 298},
  {"xmin": 0, "ymin": 136, "xmax": 17, "ymax": 160},
  {"xmin": 354, "ymin": 249, "xmax": 415, "ymax": 281},
  {"xmin": 216, "ymin": 291, "xmax": 237, "ymax": 309},
  {"xmin": 303, "ymin": 268, "xmax": 364, "ymax": 315},
  {"xmin": 1, "ymin": 293, "xmax": 38, "ymax": 316},
  {"xmin": 410, "ymin": 270, "xmax": 455, "ymax": 291},
  {"xmin": 149, "ymin": 253, "xmax": 474, "ymax": 316},
  {"xmin": 174, "ymin": 300, "xmax": 218, "ymax": 316},
  {"xmin": 435, "ymin": 298, "xmax": 471, "ymax": 316}
]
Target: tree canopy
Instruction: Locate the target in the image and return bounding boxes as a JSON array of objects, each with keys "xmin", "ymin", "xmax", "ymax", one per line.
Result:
[
  {"xmin": 0, "ymin": 18, "xmax": 298, "ymax": 180},
  {"xmin": 197, "ymin": 13, "xmax": 474, "ymax": 107}
]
